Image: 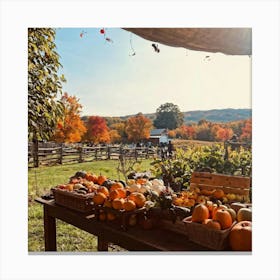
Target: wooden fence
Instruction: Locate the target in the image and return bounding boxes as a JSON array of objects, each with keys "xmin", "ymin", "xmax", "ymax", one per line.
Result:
[{"xmin": 28, "ymin": 143, "xmax": 159, "ymax": 167}]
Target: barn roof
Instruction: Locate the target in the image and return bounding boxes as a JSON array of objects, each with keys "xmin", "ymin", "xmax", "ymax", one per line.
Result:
[{"xmin": 150, "ymin": 128, "xmax": 168, "ymax": 136}]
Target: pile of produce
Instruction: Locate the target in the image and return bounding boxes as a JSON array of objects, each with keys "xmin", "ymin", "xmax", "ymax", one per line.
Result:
[{"xmin": 51, "ymin": 170, "xmax": 252, "ymax": 249}]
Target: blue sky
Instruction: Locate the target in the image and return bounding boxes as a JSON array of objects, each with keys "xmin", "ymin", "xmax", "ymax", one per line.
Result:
[{"xmin": 55, "ymin": 28, "xmax": 251, "ymax": 117}]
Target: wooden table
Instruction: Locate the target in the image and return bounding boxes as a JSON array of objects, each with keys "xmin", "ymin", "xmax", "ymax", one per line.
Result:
[{"xmin": 35, "ymin": 197, "xmax": 210, "ymax": 252}]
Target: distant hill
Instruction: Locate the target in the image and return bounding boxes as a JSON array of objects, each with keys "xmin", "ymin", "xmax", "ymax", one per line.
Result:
[
  {"xmin": 183, "ymin": 108, "xmax": 252, "ymax": 124},
  {"xmin": 123, "ymin": 108, "xmax": 252, "ymax": 124},
  {"xmin": 84, "ymin": 108, "xmax": 252, "ymax": 125}
]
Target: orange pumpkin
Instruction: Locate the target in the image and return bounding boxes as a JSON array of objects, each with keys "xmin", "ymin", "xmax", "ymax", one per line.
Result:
[
  {"xmin": 87, "ymin": 174, "xmax": 98, "ymax": 183},
  {"xmin": 107, "ymin": 212, "xmax": 116, "ymax": 221},
  {"xmin": 213, "ymin": 189, "xmax": 225, "ymax": 199},
  {"xmin": 97, "ymin": 186, "xmax": 109, "ymax": 197},
  {"xmin": 123, "ymin": 199, "xmax": 136, "ymax": 211},
  {"xmin": 196, "ymin": 195, "xmax": 207, "ymax": 204},
  {"xmin": 112, "ymin": 198, "xmax": 124, "ymax": 210},
  {"xmin": 229, "ymin": 221, "xmax": 252, "ymax": 251},
  {"xmin": 129, "ymin": 192, "xmax": 146, "ymax": 208},
  {"xmin": 116, "ymin": 188, "xmax": 127, "ymax": 199},
  {"xmin": 136, "ymin": 178, "xmax": 147, "ymax": 185},
  {"xmin": 99, "ymin": 211, "xmax": 107, "ymax": 221},
  {"xmin": 200, "ymin": 189, "xmax": 215, "ymax": 196},
  {"xmin": 103, "ymin": 199, "xmax": 112, "ymax": 208},
  {"xmin": 191, "ymin": 204, "xmax": 209, "ymax": 223},
  {"xmin": 93, "ymin": 192, "xmax": 107, "ymax": 205},
  {"xmin": 212, "ymin": 205, "xmax": 228, "ymax": 219},
  {"xmin": 97, "ymin": 175, "xmax": 107, "ymax": 186},
  {"xmin": 110, "ymin": 182, "xmax": 124, "ymax": 191},
  {"xmin": 213, "ymin": 209, "xmax": 232, "ymax": 229},
  {"xmin": 205, "ymin": 219, "xmax": 222, "ymax": 230}
]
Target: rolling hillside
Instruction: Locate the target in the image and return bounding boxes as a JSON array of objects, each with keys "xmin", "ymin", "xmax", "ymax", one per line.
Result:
[{"xmin": 183, "ymin": 108, "xmax": 252, "ymax": 123}]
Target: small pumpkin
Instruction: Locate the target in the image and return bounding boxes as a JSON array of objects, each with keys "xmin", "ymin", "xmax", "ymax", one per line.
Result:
[
  {"xmin": 112, "ymin": 198, "xmax": 124, "ymax": 210},
  {"xmin": 96, "ymin": 186, "xmax": 109, "ymax": 197},
  {"xmin": 97, "ymin": 175, "xmax": 107, "ymax": 186},
  {"xmin": 205, "ymin": 219, "xmax": 221, "ymax": 230},
  {"xmin": 191, "ymin": 203, "xmax": 209, "ymax": 223},
  {"xmin": 93, "ymin": 192, "xmax": 107, "ymax": 205},
  {"xmin": 123, "ymin": 199, "xmax": 136, "ymax": 211},
  {"xmin": 129, "ymin": 192, "xmax": 146, "ymax": 208},
  {"xmin": 213, "ymin": 189, "xmax": 225, "ymax": 199}
]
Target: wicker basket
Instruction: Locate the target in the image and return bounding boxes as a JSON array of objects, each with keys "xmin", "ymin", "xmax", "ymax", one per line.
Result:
[
  {"xmin": 52, "ymin": 188, "xmax": 95, "ymax": 213},
  {"xmin": 183, "ymin": 216, "xmax": 236, "ymax": 250}
]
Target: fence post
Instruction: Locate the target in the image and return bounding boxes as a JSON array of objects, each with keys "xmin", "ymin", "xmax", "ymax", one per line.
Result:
[
  {"xmin": 59, "ymin": 143, "xmax": 63, "ymax": 164},
  {"xmin": 94, "ymin": 147, "xmax": 98, "ymax": 160},
  {"xmin": 33, "ymin": 138, "xmax": 39, "ymax": 167},
  {"xmin": 107, "ymin": 145, "xmax": 111, "ymax": 160},
  {"xmin": 79, "ymin": 146, "xmax": 83, "ymax": 163}
]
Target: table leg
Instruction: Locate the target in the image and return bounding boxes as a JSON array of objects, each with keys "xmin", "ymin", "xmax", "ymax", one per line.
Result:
[
  {"xmin": 43, "ymin": 205, "xmax": 57, "ymax": 251},
  {"xmin": 97, "ymin": 236, "xmax": 109, "ymax": 251}
]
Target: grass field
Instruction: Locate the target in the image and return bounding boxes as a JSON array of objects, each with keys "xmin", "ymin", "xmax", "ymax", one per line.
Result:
[{"xmin": 28, "ymin": 159, "xmax": 153, "ymax": 252}]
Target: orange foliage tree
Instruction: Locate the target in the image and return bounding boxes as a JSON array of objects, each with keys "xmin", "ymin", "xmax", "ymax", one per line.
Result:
[
  {"xmin": 109, "ymin": 129, "xmax": 121, "ymax": 143},
  {"xmin": 240, "ymin": 119, "xmax": 252, "ymax": 142},
  {"xmin": 52, "ymin": 92, "xmax": 87, "ymax": 143},
  {"xmin": 125, "ymin": 113, "xmax": 152, "ymax": 142},
  {"xmin": 110, "ymin": 122, "xmax": 127, "ymax": 141},
  {"xmin": 83, "ymin": 116, "xmax": 110, "ymax": 144},
  {"xmin": 215, "ymin": 126, "xmax": 234, "ymax": 141},
  {"xmin": 180, "ymin": 125, "xmax": 197, "ymax": 140}
]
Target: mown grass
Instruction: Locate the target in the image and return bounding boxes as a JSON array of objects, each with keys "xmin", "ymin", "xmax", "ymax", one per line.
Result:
[{"xmin": 28, "ymin": 159, "xmax": 153, "ymax": 252}]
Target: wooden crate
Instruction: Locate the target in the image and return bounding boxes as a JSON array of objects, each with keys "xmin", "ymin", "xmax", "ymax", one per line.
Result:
[
  {"xmin": 190, "ymin": 172, "xmax": 251, "ymax": 202},
  {"xmin": 94, "ymin": 205, "xmax": 146, "ymax": 230},
  {"xmin": 183, "ymin": 216, "xmax": 236, "ymax": 250},
  {"xmin": 52, "ymin": 188, "xmax": 95, "ymax": 213}
]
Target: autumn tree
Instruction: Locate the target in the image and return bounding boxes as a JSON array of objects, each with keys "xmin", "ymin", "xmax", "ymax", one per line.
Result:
[
  {"xmin": 179, "ymin": 125, "xmax": 197, "ymax": 140},
  {"xmin": 52, "ymin": 93, "xmax": 87, "ymax": 143},
  {"xmin": 110, "ymin": 122, "xmax": 127, "ymax": 141},
  {"xmin": 125, "ymin": 113, "xmax": 152, "ymax": 142},
  {"xmin": 240, "ymin": 119, "xmax": 252, "ymax": 142},
  {"xmin": 153, "ymin": 103, "xmax": 184, "ymax": 130},
  {"xmin": 28, "ymin": 28, "xmax": 65, "ymax": 142},
  {"xmin": 215, "ymin": 126, "xmax": 234, "ymax": 141},
  {"xmin": 83, "ymin": 116, "xmax": 110, "ymax": 144},
  {"xmin": 109, "ymin": 130, "xmax": 121, "ymax": 143}
]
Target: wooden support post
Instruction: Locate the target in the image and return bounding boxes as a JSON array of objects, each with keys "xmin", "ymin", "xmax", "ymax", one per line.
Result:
[
  {"xmin": 97, "ymin": 237, "xmax": 109, "ymax": 251},
  {"xmin": 43, "ymin": 206, "xmax": 57, "ymax": 251}
]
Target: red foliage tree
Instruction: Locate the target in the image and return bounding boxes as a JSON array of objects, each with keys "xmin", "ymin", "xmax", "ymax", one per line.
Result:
[{"xmin": 84, "ymin": 116, "xmax": 110, "ymax": 144}]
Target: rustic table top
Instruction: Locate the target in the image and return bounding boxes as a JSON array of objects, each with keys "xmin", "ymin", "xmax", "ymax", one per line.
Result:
[{"xmin": 35, "ymin": 197, "xmax": 212, "ymax": 252}]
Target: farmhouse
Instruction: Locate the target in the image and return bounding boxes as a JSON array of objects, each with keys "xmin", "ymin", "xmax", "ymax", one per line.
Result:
[{"xmin": 148, "ymin": 129, "xmax": 169, "ymax": 145}]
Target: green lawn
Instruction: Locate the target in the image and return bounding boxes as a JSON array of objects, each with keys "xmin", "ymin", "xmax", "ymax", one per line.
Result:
[{"xmin": 28, "ymin": 159, "xmax": 153, "ymax": 252}]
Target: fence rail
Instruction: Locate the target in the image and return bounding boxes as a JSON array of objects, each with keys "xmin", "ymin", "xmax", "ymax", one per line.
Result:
[{"xmin": 28, "ymin": 143, "xmax": 159, "ymax": 167}]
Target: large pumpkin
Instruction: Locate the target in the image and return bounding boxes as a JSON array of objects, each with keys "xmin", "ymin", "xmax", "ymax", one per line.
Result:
[
  {"xmin": 191, "ymin": 203, "xmax": 209, "ymax": 223},
  {"xmin": 213, "ymin": 209, "xmax": 232, "ymax": 229},
  {"xmin": 229, "ymin": 221, "xmax": 252, "ymax": 251}
]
